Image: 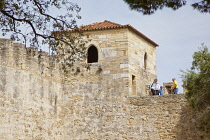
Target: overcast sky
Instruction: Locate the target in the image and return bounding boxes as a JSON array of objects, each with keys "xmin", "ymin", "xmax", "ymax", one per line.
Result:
[{"xmin": 69, "ymin": 0, "xmax": 210, "ymax": 93}]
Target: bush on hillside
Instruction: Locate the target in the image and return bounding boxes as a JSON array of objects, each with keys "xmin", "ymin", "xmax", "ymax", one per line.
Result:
[{"xmin": 182, "ymin": 44, "xmax": 210, "ymax": 132}]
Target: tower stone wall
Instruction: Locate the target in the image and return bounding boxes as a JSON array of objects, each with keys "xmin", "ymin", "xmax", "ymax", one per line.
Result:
[
  {"xmin": 127, "ymin": 29, "xmax": 156, "ymax": 96},
  {"xmin": 65, "ymin": 27, "xmax": 157, "ymax": 99}
]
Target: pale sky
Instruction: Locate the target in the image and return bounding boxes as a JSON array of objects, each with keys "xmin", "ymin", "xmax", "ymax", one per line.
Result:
[{"xmin": 70, "ymin": 0, "xmax": 210, "ymax": 93}]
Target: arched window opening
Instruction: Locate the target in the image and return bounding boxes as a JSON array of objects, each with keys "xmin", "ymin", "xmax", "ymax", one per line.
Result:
[
  {"xmin": 87, "ymin": 46, "xmax": 98, "ymax": 63},
  {"xmin": 144, "ymin": 52, "xmax": 147, "ymax": 70}
]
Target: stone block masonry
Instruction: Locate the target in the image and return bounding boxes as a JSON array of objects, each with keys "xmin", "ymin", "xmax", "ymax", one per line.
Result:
[
  {"xmin": 128, "ymin": 95, "xmax": 210, "ymax": 139},
  {"xmin": 0, "ymin": 39, "xmax": 64, "ymax": 140},
  {"xmin": 63, "ymin": 91, "xmax": 210, "ymax": 139}
]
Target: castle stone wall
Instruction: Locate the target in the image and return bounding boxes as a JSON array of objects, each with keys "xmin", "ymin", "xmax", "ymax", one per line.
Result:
[
  {"xmin": 62, "ymin": 92, "xmax": 210, "ymax": 139},
  {"xmin": 128, "ymin": 95, "xmax": 210, "ymax": 140},
  {"xmin": 0, "ymin": 39, "xmax": 64, "ymax": 140},
  {"xmin": 61, "ymin": 90, "xmax": 210, "ymax": 140}
]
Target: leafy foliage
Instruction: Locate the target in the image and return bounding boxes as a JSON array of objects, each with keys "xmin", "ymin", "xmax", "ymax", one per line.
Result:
[
  {"xmin": 0, "ymin": 0, "xmax": 4, "ymax": 10},
  {"xmin": 0, "ymin": 0, "xmax": 87, "ymax": 67},
  {"xmin": 123, "ymin": 0, "xmax": 210, "ymax": 15},
  {"xmin": 192, "ymin": 0, "xmax": 210, "ymax": 13},
  {"xmin": 182, "ymin": 44, "xmax": 210, "ymax": 132}
]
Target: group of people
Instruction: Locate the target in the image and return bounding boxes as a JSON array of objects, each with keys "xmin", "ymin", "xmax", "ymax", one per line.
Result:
[{"xmin": 150, "ymin": 78, "xmax": 179, "ymax": 95}]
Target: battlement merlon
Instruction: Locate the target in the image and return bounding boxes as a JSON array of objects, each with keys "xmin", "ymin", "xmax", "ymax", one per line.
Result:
[
  {"xmin": 0, "ymin": 38, "xmax": 13, "ymax": 48},
  {"xmin": 0, "ymin": 38, "xmax": 63, "ymax": 81}
]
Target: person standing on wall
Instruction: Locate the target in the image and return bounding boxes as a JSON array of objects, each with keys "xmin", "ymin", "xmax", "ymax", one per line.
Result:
[
  {"xmin": 172, "ymin": 78, "xmax": 179, "ymax": 94},
  {"xmin": 150, "ymin": 79, "xmax": 160, "ymax": 95}
]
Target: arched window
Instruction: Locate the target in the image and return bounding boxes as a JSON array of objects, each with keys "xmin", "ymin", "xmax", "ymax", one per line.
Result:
[
  {"xmin": 87, "ymin": 45, "xmax": 98, "ymax": 63},
  {"xmin": 144, "ymin": 52, "xmax": 147, "ymax": 70}
]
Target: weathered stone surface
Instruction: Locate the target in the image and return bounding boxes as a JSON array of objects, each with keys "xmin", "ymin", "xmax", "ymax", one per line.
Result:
[{"xmin": 0, "ymin": 39, "xmax": 64, "ymax": 139}]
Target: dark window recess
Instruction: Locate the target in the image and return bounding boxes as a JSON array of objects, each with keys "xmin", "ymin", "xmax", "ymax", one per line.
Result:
[
  {"xmin": 144, "ymin": 52, "xmax": 147, "ymax": 70},
  {"xmin": 88, "ymin": 46, "xmax": 98, "ymax": 63},
  {"xmin": 132, "ymin": 75, "xmax": 136, "ymax": 95}
]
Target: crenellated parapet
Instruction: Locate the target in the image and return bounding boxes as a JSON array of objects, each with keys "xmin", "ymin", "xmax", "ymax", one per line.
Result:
[
  {"xmin": 0, "ymin": 38, "xmax": 63, "ymax": 82},
  {"xmin": 0, "ymin": 38, "xmax": 65, "ymax": 139}
]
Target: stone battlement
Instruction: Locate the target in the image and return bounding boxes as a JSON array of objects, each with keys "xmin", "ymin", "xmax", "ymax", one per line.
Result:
[{"xmin": 0, "ymin": 38, "xmax": 62, "ymax": 81}]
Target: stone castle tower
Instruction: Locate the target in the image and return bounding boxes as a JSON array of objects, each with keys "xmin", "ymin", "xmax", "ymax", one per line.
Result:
[{"xmin": 67, "ymin": 20, "xmax": 159, "ymax": 98}]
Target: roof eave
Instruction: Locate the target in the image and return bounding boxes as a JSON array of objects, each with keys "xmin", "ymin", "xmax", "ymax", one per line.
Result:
[
  {"xmin": 79, "ymin": 25, "xmax": 129, "ymax": 32},
  {"xmin": 127, "ymin": 26, "xmax": 159, "ymax": 47}
]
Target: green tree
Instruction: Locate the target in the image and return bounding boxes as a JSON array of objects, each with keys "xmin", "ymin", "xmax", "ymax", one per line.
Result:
[
  {"xmin": 182, "ymin": 44, "xmax": 210, "ymax": 132},
  {"xmin": 0, "ymin": 0, "xmax": 86, "ymax": 67},
  {"xmin": 123, "ymin": 0, "xmax": 210, "ymax": 15}
]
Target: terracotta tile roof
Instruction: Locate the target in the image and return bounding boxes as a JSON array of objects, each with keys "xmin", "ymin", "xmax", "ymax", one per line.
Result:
[
  {"xmin": 79, "ymin": 20, "xmax": 129, "ymax": 31},
  {"xmin": 79, "ymin": 20, "xmax": 158, "ymax": 47}
]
